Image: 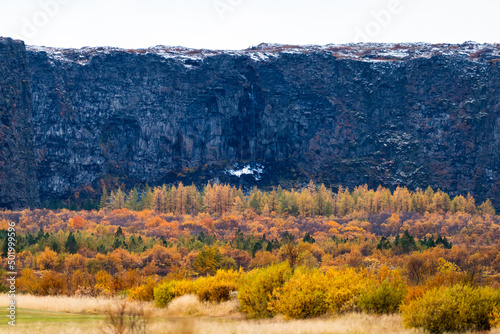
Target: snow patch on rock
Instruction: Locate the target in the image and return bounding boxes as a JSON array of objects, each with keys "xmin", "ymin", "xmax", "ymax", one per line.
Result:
[{"xmin": 225, "ymin": 163, "xmax": 265, "ymax": 181}]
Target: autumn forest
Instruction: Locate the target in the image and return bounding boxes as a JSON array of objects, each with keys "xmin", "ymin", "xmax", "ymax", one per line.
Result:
[{"xmin": 1, "ymin": 182, "xmax": 500, "ymax": 332}]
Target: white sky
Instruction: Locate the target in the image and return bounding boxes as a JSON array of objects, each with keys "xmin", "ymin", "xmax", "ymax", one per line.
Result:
[{"xmin": 0, "ymin": 0, "xmax": 498, "ymax": 49}]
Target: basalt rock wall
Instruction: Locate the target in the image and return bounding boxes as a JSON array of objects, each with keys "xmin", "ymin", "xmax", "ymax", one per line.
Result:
[
  {"xmin": 3, "ymin": 39, "xmax": 500, "ymax": 208},
  {"xmin": 0, "ymin": 38, "xmax": 38, "ymax": 209}
]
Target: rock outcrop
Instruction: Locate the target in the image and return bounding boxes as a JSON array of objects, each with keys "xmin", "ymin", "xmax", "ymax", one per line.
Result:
[
  {"xmin": 0, "ymin": 38, "xmax": 38, "ymax": 209},
  {"xmin": 3, "ymin": 39, "xmax": 500, "ymax": 208}
]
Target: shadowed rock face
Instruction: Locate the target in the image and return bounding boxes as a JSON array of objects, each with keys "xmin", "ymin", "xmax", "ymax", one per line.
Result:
[
  {"xmin": 2, "ymin": 39, "xmax": 500, "ymax": 208},
  {"xmin": 0, "ymin": 38, "xmax": 38, "ymax": 209}
]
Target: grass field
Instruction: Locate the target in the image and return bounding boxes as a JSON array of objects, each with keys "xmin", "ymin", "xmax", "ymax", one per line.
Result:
[
  {"xmin": 0, "ymin": 308, "xmax": 104, "ymax": 333},
  {"xmin": 0, "ymin": 293, "xmax": 492, "ymax": 334},
  {"xmin": 0, "ymin": 311, "xmax": 422, "ymax": 334}
]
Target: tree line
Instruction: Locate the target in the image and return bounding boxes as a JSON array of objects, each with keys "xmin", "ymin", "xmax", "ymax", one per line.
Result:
[{"xmin": 99, "ymin": 181, "xmax": 496, "ymax": 217}]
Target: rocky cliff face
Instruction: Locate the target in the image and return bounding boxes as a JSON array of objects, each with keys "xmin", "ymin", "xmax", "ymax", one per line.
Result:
[
  {"xmin": 0, "ymin": 38, "xmax": 38, "ymax": 209},
  {"xmin": 4, "ymin": 40, "xmax": 500, "ymax": 208}
]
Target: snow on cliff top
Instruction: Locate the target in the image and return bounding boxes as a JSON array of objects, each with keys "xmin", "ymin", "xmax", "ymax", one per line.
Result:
[{"xmin": 27, "ymin": 41, "xmax": 500, "ymax": 65}]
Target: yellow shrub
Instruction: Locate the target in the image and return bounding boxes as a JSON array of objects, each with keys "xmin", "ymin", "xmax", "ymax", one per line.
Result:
[
  {"xmin": 213, "ymin": 268, "xmax": 241, "ymax": 283},
  {"xmin": 269, "ymin": 267, "xmax": 377, "ymax": 319},
  {"xmin": 37, "ymin": 247, "xmax": 57, "ymax": 270},
  {"xmin": 324, "ymin": 268, "xmax": 371, "ymax": 313},
  {"xmin": 197, "ymin": 280, "xmax": 235, "ymax": 303},
  {"xmin": 155, "ymin": 270, "xmax": 240, "ymax": 307},
  {"xmin": 194, "ymin": 269, "xmax": 239, "ymax": 303},
  {"xmin": 403, "ymin": 285, "xmax": 426, "ymax": 305},
  {"xmin": 437, "ymin": 258, "xmax": 460, "ymax": 273},
  {"xmin": 18, "ymin": 268, "xmax": 39, "ymax": 294},
  {"xmin": 154, "ymin": 279, "xmax": 195, "ymax": 308},
  {"xmin": 38, "ymin": 270, "xmax": 66, "ymax": 296},
  {"xmin": 490, "ymin": 306, "xmax": 500, "ymax": 328},
  {"xmin": 238, "ymin": 262, "xmax": 292, "ymax": 318},
  {"xmin": 94, "ymin": 283, "xmax": 112, "ymax": 297},
  {"xmin": 424, "ymin": 270, "xmax": 466, "ymax": 290},
  {"xmin": 129, "ymin": 277, "xmax": 157, "ymax": 301},
  {"xmin": 357, "ymin": 279, "xmax": 406, "ymax": 314},
  {"xmin": 402, "ymin": 284, "xmax": 500, "ymax": 333},
  {"xmin": 270, "ymin": 269, "xmax": 329, "ymax": 319},
  {"xmin": 173, "ymin": 279, "xmax": 196, "ymax": 296}
]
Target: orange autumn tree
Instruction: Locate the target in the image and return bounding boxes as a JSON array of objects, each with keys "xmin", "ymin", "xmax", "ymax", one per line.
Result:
[{"xmin": 37, "ymin": 247, "xmax": 57, "ymax": 270}]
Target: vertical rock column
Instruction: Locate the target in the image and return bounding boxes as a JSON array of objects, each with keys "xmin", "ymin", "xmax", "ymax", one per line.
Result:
[{"xmin": 0, "ymin": 37, "xmax": 39, "ymax": 208}]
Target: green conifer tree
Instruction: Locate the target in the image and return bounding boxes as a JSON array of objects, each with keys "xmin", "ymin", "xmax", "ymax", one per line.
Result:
[
  {"xmin": 110, "ymin": 188, "xmax": 125, "ymax": 209},
  {"xmin": 125, "ymin": 188, "xmax": 140, "ymax": 211},
  {"xmin": 65, "ymin": 232, "xmax": 78, "ymax": 254},
  {"xmin": 99, "ymin": 185, "xmax": 109, "ymax": 209}
]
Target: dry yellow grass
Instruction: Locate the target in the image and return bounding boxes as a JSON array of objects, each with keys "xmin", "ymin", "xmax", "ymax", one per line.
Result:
[
  {"xmin": 0, "ymin": 293, "xmax": 152, "ymax": 314},
  {"xmin": 0, "ymin": 293, "xmax": 240, "ymax": 318},
  {"xmin": 2, "ymin": 326, "xmax": 100, "ymax": 334},
  {"xmin": 149, "ymin": 313, "xmax": 424, "ymax": 334},
  {"xmin": 0, "ymin": 312, "xmax": 424, "ymax": 334},
  {"xmin": 1, "ymin": 293, "xmax": 110, "ymax": 313},
  {"xmin": 160, "ymin": 294, "xmax": 241, "ymax": 317}
]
